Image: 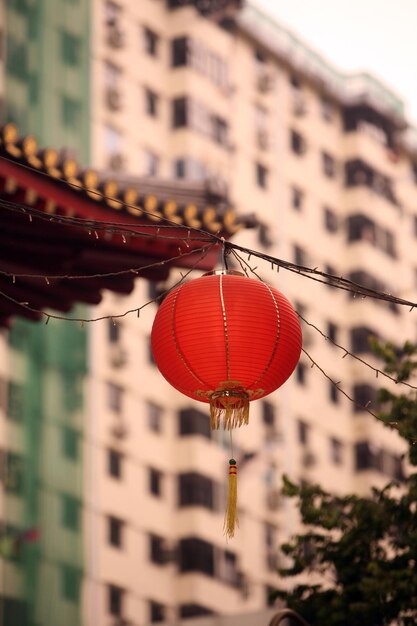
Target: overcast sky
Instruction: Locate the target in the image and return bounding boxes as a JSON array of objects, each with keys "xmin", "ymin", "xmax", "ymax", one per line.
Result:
[{"xmin": 254, "ymin": 0, "xmax": 417, "ymax": 125}]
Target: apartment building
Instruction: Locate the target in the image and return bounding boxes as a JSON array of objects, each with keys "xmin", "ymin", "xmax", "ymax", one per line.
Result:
[{"xmin": 1, "ymin": 1, "xmax": 417, "ymax": 625}]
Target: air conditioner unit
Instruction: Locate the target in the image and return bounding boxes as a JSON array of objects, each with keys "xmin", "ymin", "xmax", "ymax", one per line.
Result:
[
  {"xmin": 292, "ymin": 93, "xmax": 307, "ymax": 116},
  {"xmin": 110, "ymin": 345, "xmax": 127, "ymax": 368},
  {"xmin": 107, "ymin": 26, "xmax": 124, "ymax": 49},
  {"xmin": 301, "ymin": 450, "xmax": 316, "ymax": 468},
  {"xmin": 266, "ymin": 488, "xmax": 281, "ymax": 511},
  {"xmin": 108, "ymin": 153, "xmax": 125, "ymax": 171},
  {"xmin": 111, "ymin": 421, "xmax": 129, "ymax": 439},
  {"xmin": 257, "ymin": 129, "xmax": 269, "ymax": 150},
  {"xmin": 257, "ymin": 70, "xmax": 275, "ymax": 93},
  {"xmin": 106, "ymin": 87, "xmax": 122, "ymax": 111},
  {"xmin": 266, "ymin": 550, "xmax": 279, "ymax": 571}
]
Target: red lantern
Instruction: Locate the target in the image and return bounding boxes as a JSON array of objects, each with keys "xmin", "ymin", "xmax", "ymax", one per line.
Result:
[
  {"xmin": 151, "ymin": 270, "xmax": 302, "ymax": 537},
  {"xmin": 151, "ymin": 270, "xmax": 302, "ymax": 425}
]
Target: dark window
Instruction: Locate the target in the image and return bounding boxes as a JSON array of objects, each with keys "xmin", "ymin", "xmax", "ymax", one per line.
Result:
[
  {"xmin": 291, "ymin": 186, "xmax": 303, "ymax": 210},
  {"xmin": 144, "ymin": 26, "xmax": 159, "ymax": 57},
  {"xmin": 262, "ymin": 401, "xmax": 275, "ymax": 426},
  {"xmin": 61, "ymin": 96, "xmax": 81, "ymax": 128},
  {"xmin": 329, "ymin": 381, "xmax": 339, "ymax": 404},
  {"xmin": 325, "ymin": 264, "xmax": 338, "ymax": 289},
  {"xmin": 108, "ymin": 319, "xmax": 120, "ymax": 343},
  {"xmin": 324, "ymin": 207, "xmax": 338, "ymax": 232},
  {"xmin": 330, "ymin": 438, "xmax": 343, "ymax": 465},
  {"xmin": 108, "ymin": 449, "xmax": 123, "ymax": 479},
  {"xmin": 255, "ymin": 48, "xmax": 267, "ymax": 63},
  {"xmin": 62, "ymin": 427, "xmax": 79, "ymax": 460},
  {"xmin": 108, "ymin": 584, "xmax": 124, "ymax": 616},
  {"xmin": 297, "ymin": 420, "xmax": 309, "ymax": 445},
  {"xmin": 178, "ymin": 473, "xmax": 215, "ymax": 510},
  {"xmin": 149, "ymin": 600, "xmax": 165, "ymax": 623},
  {"xmin": 172, "ymin": 97, "xmax": 187, "ymax": 127},
  {"xmin": 327, "ymin": 322, "xmax": 338, "ymax": 344},
  {"xmin": 296, "ymin": 363, "xmax": 306, "ymax": 385},
  {"xmin": 145, "ymin": 88, "xmax": 159, "ymax": 117},
  {"xmin": 179, "ymin": 408, "xmax": 211, "ymax": 439},
  {"xmin": 256, "ymin": 162, "xmax": 268, "ymax": 189},
  {"xmin": 61, "ymin": 565, "xmax": 82, "ymax": 602},
  {"xmin": 180, "ymin": 604, "xmax": 214, "ymax": 618},
  {"xmin": 107, "ymin": 382, "xmax": 123, "ymax": 412},
  {"xmin": 149, "ymin": 533, "xmax": 166, "ymax": 565},
  {"xmin": 290, "ymin": 130, "xmax": 306, "ymax": 155},
  {"xmin": 4, "ymin": 451, "xmax": 24, "ymax": 494},
  {"xmin": 172, "ymin": 36, "xmax": 188, "ymax": 67},
  {"xmin": 351, "ymin": 327, "xmax": 377, "ymax": 355},
  {"xmin": 149, "ymin": 467, "xmax": 163, "ymax": 496},
  {"xmin": 290, "ymin": 74, "xmax": 301, "ymax": 89},
  {"xmin": 345, "ymin": 159, "xmax": 398, "ymax": 205},
  {"xmin": 293, "ymin": 245, "xmax": 307, "ymax": 266},
  {"xmin": 355, "ymin": 442, "xmax": 381, "ymax": 471},
  {"xmin": 212, "ymin": 115, "xmax": 228, "ymax": 146},
  {"xmin": 322, "ymin": 151, "xmax": 336, "ymax": 178},
  {"xmin": 347, "ymin": 214, "xmax": 376, "ymax": 243},
  {"xmin": 108, "ymin": 516, "xmax": 124, "ymax": 548},
  {"xmin": 148, "ymin": 402, "xmax": 163, "ymax": 433},
  {"xmin": 61, "ymin": 31, "xmax": 81, "ymax": 65},
  {"xmin": 7, "ymin": 381, "xmax": 24, "ymax": 421},
  {"xmin": 174, "ymin": 158, "xmax": 186, "ymax": 178},
  {"xmin": 179, "ymin": 537, "xmax": 215, "ymax": 576},
  {"xmin": 353, "ymin": 384, "xmax": 377, "ymax": 412},
  {"xmin": 61, "ymin": 495, "xmax": 81, "ymax": 530}
]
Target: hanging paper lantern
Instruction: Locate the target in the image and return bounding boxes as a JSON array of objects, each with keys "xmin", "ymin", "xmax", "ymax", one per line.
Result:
[{"xmin": 151, "ymin": 270, "xmax": 302, "ymax": 536}]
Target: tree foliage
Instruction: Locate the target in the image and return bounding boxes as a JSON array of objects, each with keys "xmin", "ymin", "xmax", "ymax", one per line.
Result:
[{"xmin": 274, "ymin": 342, "xmax": 417, "ymax": 625}]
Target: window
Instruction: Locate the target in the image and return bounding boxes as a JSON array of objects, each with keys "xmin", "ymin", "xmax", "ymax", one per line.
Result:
[
  {"xmin": 178, "ymin": 473, "xmax": 215, "ymax": 510},
  {"xmin": 62, "ymin": 427, "xmax": 79, "ymax": 460},
  {"xmin": 108, "ymin": 319, "xmax": 120, "ymax": 343},
  {"xmin": 290, "ymin": 74, "xmax": 301, "ymax": 89},
  {"xmin": 179, "ymin": 537, "xmax": 215, "ymax": 576},
  {"xmin": 330, "ymin": 438, "xmax": 343, "ymax": 465},
  {"xmin": 144, "ymin": 149, "xmax": 159, "ymax": 177},
  {"xmin": 324, "ymin": 264, "xmax": 338, "ymax": 289},
  {"xmin": 322, "ymin": 151, "xmax": 336, "ymax": 178},
  {"xmin": 297, "ymin": 420, "xmax": 309, "ymax": 445},
  {"xmin": 104, "ymin": 125, "xmax": 122, "ymax": 155},
  {"xmin": 144, "ymin": 87, "xmax": 159, "ymax": 117},
  {"xmin": 148, "ymin": 335, "xmax": 156, "ymax": 365},
  {"xmin": 61, "ymin": 565, "xmax": 82, "ymax": 602},
  {"xmin": 174, "ymin": 158, "xmax": 186, "ymax": 179},
  {"xmin": 412, "ymin": 163, "xmax": 417, "ymax": 185},
  {"xmin": 320, "ymin": 96, "xmax": 333, "ymax": 122},
  {"xmin": 149, "ymin": 467, "xmax": 163, "ymax": 496},
  {"xmin": 355, "ymin": 442, "xmax": 405, "ymax": 481},
  {"xmin": 180, "ymin": 605, "xmax": 214, "ymax": 619},
  {"xmin": 61, "ymin": 495, "xmax": 81, "ymax": 530},
  {"xmin": 108, "ymin": 584, "xmax": 124, "ymax": 617},
  {"xmin": 179, "ymin": 408, "xmax": 211, "ymax": 439},
  {"xmin": 104, "ymin": 61, "xmax": 121, "ymax": 88},
  {"xmin": 147, "ymin": 402, "xmax": 163, "ymax": 433},
  {"xmin": 345, "ymin": 159, "xmax": 398, "ymax": 205},
  {"xmin": 172, "ymin": 97, "xmax": 187, "ymax": 128},
  {"xmin": 353, "ymin": 384, "xmax": 377, "ymax": 412},
  {"xmin": 293, "ymin": 245, "xmax": 307, "ymax": 266},
  {"xmin": 329, "ymin": 381, "xmax": 339, "ymax": 404},
  {"xmin": 149, "ymin": 533, "xmax": 166, "ymax": 565},
  {"xmin": 256, "ymin": 163, "xmax": 268, "ymax": 189},
  {"xmin": 149, "ymin": 601, "xmax": 165, "ymax": 623},
  {"xmin": 108, "ymin": 516, "xmax": 124, "ymax": 548},
  {"xmin": 61, "ymin": 96, "xmax": 81, "ymax": 129},
  {"xmin": 107, "ymin": 382, "xmax": 123, "ymax": 412},
  {"xmin": 350, "ymin": 327, "xmax": 378, "ymax": 355},
  {"xmin": 290, "ymin": 130, "xmax": 306, "ymax": 155},
  {"xmin": 108, "ymin": 449, "xmax": 123, "ymax": 479},
  {"xmin": 144, "ymin": 26, "xmax": 159, "ymax": 57},
  {"xmin": 7, "ymin": 381, "xmax": 24, "ymax": 421},
  {"xmin": 105, "ymin": 1, "xmax": 121, "ymax": 26},
  {"xmin": 61, "ymin": 31, "xmax": 81, "ymax": 65},
  {"xmin": 324, "ymin": 207, "xmax": 338, "ymax": 232},
  {"xmin": 172, "ymin": 36, "xmax": 188, "ymax": 67},
  {"xmin": 291, "ymin": 186, "xmax": 304, "ymax": 210},
  {"xmin": 296, "ymin": 363, "xmax": 306, "ymax": 385},
  {"xmin": 4, "ymin": 451, "xmax": 24, "ymax": 494},
  {"xmin": 212, "ymin": 115, "xmax": 228, "ymax": 146},
  {"xmin": 262, "ymin": 401, "xmax": 275, "ymax": 427},
  {"xmin": 327, "ymin": 322, "xmax": 338, "ymax": 344}
]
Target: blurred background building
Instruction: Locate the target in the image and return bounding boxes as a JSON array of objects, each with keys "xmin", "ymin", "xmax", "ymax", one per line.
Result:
[{"xmin": 1, "ymin": 1, "xmax": 417, "ymax": 625}]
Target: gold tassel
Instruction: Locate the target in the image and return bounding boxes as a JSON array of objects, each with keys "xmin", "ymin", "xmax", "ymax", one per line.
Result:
[
  {"xmin": 224, "ymin": 459, "xmax": 238, "ymax": 539},
  {"xmin": 210, "ymin": 388, "xmax": 250, "ymax": 430}
]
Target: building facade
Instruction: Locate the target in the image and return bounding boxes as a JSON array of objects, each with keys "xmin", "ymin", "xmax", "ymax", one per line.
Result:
[{"xmin": 1, "ymin": 1, "xmax": 417, "ymax": 625}]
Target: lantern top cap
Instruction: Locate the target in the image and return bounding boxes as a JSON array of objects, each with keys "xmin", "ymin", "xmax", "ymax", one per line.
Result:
[{"xmin": 203, "ymin": 269, "xmax": 245, "ymax": 278}]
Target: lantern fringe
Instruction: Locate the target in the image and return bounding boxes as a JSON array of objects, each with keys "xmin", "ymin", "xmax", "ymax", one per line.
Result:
[
  {"xmin": 224, "ymin": 459, "xmax": 238, "ymax": 539},
  {"xmin": 210, "ymin": 395, "xmax": 249, "ymax": 430}
]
